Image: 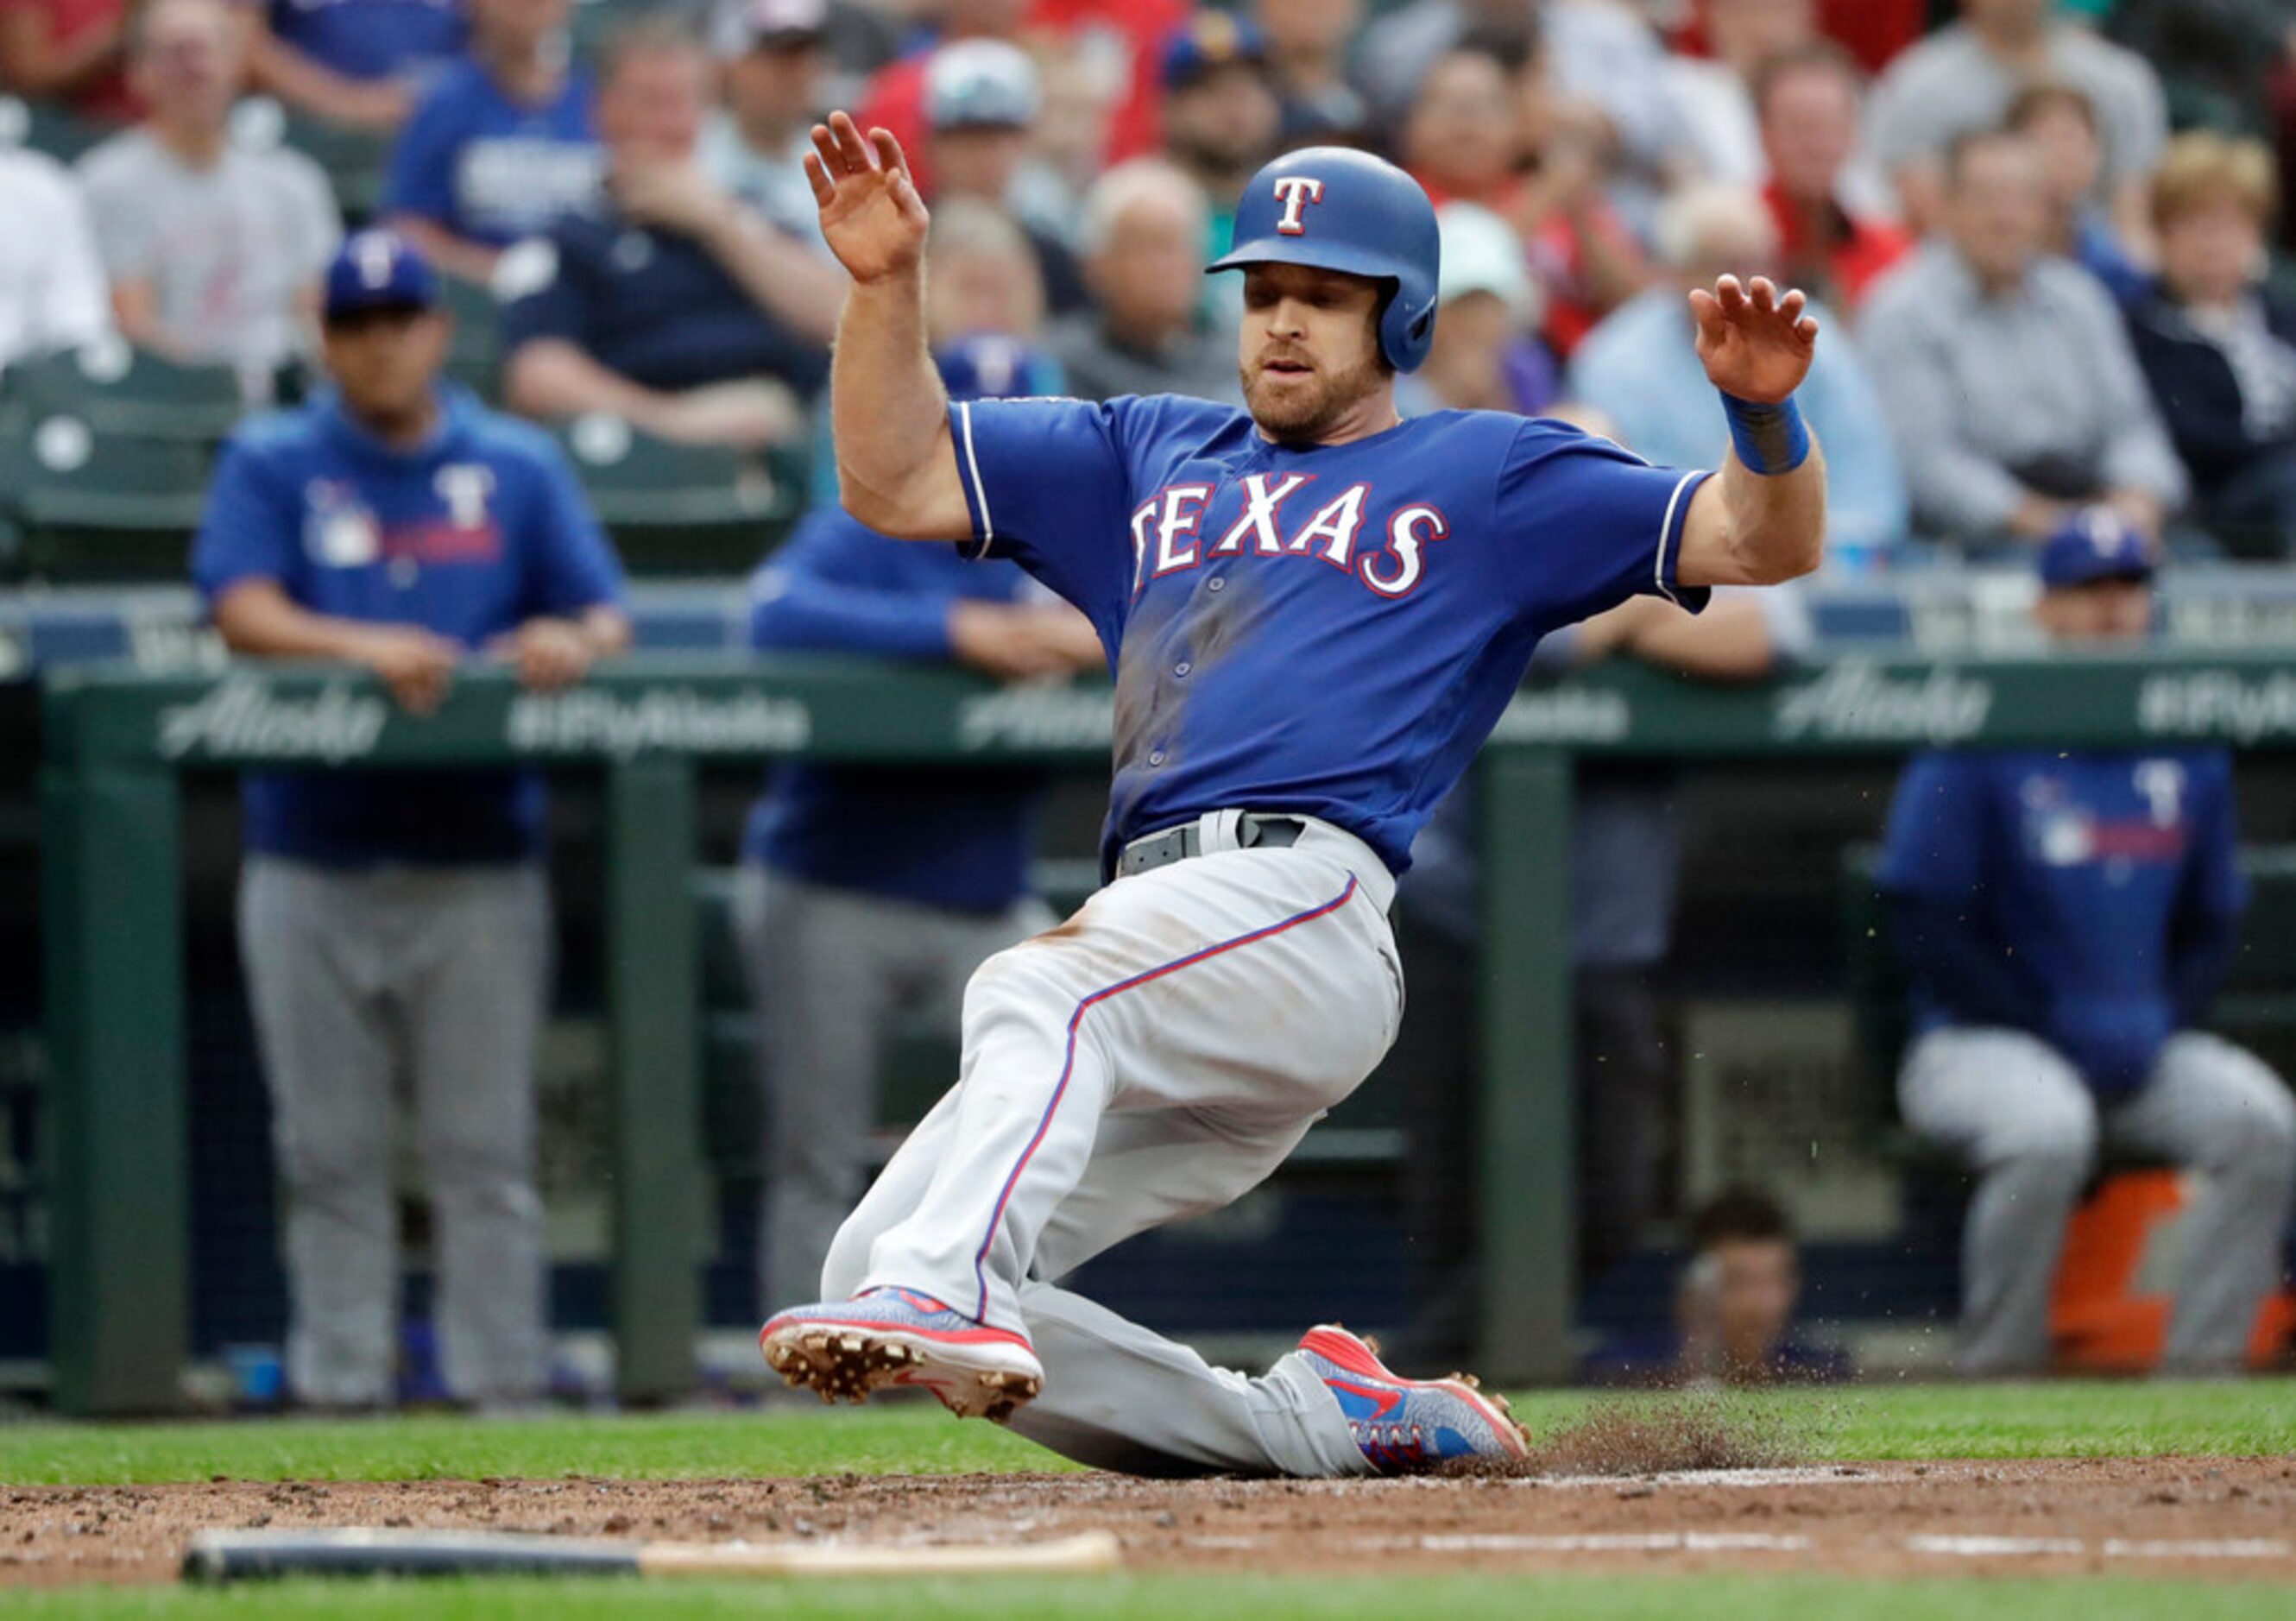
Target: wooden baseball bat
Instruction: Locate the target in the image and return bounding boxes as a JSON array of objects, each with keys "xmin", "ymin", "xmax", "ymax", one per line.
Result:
[{"xmin": 182, "ymin": 1526, "xmax": 1122, "ymax": 1582}]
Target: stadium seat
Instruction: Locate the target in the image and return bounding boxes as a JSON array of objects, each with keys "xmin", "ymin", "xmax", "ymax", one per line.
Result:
[
  {"xmin": 438, "ymin": 276, "xmax": 504, "ymax": 402},
  {"xmin": 568, "ymin": 0, "xmax": 660, "ymax": 65},
  {"xmin": 553, "ymin": 415, "xmax": 804, "ymax": 577},
  {"xmin": 3, "ymin": 340, "xmax": 247, "ymax": 446},
  {"xmin": 223, "ymin": 98, "xmax": 394, "ymax": 226},
  {"xmin": 0, "ymin": 414, "xmax": 211, "ymax": 582},
  {"xmin": 0, "ymin": 93, "xmax": 109, "ymax": 163}
]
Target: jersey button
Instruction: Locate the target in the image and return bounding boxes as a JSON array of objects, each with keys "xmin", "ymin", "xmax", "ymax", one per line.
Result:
[
  {"xmin": 1206, "ymin": 577, "xmax": 1226, "ymax": 593},
  {"xmin": 1148, "ymin": 750, "xmax": 1167, "ymax": 766},
  {"xmin": 1173, "ymin": 661, "xmax": 1191, "ymax": 678}
]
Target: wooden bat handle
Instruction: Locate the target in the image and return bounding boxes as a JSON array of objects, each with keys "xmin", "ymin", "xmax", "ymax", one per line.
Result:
[{"xmin": 186, "ymin": 1527, "xmax": 1123, "ymax": 1582}]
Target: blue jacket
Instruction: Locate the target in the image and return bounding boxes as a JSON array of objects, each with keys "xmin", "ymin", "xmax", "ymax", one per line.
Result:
[
  {"xmin": 742, "ymin": 507, "xmax": 1050, "ymax": 912},
  {"xmin": 1878, "ymin": 747, "xmax": 2248, "ymax": 1097},
  {"xmin": 192, "ymin": 385, "xmax": 626, "ymax": 865}
]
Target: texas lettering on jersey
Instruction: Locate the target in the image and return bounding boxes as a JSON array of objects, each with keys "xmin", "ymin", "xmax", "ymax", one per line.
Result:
[
  {"xmin": 949, "ymin": 393, "xmax": 1713, "ymax": 874},
  {"xmin": 1130, "ymin": 474, "xmax": 1448, "ymax": 599}
]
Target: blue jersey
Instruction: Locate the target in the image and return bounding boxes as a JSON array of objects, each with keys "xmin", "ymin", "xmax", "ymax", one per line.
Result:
[
  {"xmin": 743, "ymin": 508, "xmax": 1048, "ymax": 912},
  {"xmin": 268, "ymin": 0, "xmax": 465, "ymax": 84},
  {"xmin": 1879, "ymin": 747, "xmax": 2248, "ymax": 1094},
  {"xmin": 192, "ymin": 385, "xmax": 627, "ymax": 867},
  {"xmin": 949, "ymin": 394, "xmax": 1712, "ymax": 874},
  {"xmin": 384, "ymin": 60, "xmax": 599, "ymax": 248}
]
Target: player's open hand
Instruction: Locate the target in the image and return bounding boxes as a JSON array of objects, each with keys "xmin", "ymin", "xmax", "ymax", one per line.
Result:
[
  {"xmin": 804, "ymin": 111, "xmax": 929, "ymax": 286},
  {"xmin": 1689, "ymin": 275, "xmax": 1818, "ymax": 404}
]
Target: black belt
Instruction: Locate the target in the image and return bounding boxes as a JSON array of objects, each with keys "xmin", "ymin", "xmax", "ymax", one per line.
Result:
[{"xmin": 1117, "ymin": 815, "xmax": 1305, "ymax": 877}]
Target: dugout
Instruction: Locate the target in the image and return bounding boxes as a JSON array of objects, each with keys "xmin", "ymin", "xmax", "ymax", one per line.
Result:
[{"xmin": 19, "ymin": 649, "xmax": 2296, "ymax": 1413}]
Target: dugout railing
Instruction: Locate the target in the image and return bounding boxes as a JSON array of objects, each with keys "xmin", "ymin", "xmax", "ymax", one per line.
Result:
[{"xmin": 38, "ymin": 649, "xmax": 2296, "ymax": 1414}]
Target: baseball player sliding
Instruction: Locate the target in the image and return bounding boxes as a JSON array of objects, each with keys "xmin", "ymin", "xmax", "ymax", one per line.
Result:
[{"xmin": 761, "ymin": 113, "xmax": 1827, "ymax": 1478}]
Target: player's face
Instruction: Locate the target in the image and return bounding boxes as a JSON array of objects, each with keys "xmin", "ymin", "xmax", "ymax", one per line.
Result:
[
  {"xmin": 1710, "ymin": 1239, "xmax": 1800, "ymax": 1373},
  {"xmin": 2035, "ymin": 577, "xmax": 2154, "ymax": 643},
  {"xmin": 1238, "ymin": 263, "xmax": 1391, "ymax": 442},
  {"xmin": 322, "ymin": 307, "xmax": 451, "ymax": 429}
]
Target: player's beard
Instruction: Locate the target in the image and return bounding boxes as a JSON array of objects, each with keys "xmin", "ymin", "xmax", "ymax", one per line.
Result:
[{"xmin": 1241, "ymin": 345, "xmax": 1390, "ymax": 443}]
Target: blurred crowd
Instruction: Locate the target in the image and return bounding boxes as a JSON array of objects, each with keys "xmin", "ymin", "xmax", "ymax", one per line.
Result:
[{"xmin": 12, "ymin": 0, "xmax": 2296, "ymax": 565}]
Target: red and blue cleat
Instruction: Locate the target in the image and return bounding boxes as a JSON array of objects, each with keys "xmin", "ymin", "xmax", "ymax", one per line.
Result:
[
  {"xmin": 759, "ymin": 1287, "xmax": 1045, "ymax": 1423},
  {"xmin": 1296, "ymin": 1323, "xmax": 1531, "ymax": 1473}
]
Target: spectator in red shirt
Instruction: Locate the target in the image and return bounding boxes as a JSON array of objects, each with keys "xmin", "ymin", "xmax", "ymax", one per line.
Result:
[
  {"xmin": 1028, "ymin": 0, "xmax": 1184, "ymax": 165},
  {"xmin": 1401, "ymin": 41, "xmax": 1521, "ymax": 213},
  {"xmin": 1757, "ymin": 41, "xmax": 1909, "ymax": 315},
  {"xmin": 0, "ymin": 0, "xmax": 138, "ymax": 124},
  {"xmin": 854, "ymin": 0, "xmax": 1026, "ymax": 197},
  {"xmin": 1485, "ymin": 32, "xmax": 1647, "ymax": 357}
]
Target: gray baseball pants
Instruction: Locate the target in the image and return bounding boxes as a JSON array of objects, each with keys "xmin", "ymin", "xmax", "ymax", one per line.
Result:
[
  {"xmin": 238, "ymin": 857, "xmax": 552, "ymax": 1408},
  {"xmin": 821, "ymin": 815, "xmax": 1402, "ymax": 1478},
  {"xmin": 1901, "ymin": 1026, "xmax": 2296, "ymax": 1376},
  {"xmin": 734, "ymin": 865, "xmax": 1050, "ymax": 1316}
]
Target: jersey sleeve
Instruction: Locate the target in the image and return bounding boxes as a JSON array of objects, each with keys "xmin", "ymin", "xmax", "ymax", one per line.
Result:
[
  {"xmin": 382, "ymin": 82, "xmax": 459, "ymax": 225},
  {"xmin": 519, "ymin": 438, "xmax": 627, "ymax": 616},
  {"xmin": 1490, "ymin": 420, "xmax": 1713, "ymax": 633},
  {"xmin": 190, "ymin": 438, "xmax": 300, "ymax": 605},
  {"xmin": 947, "ymin": 394, "xmax": 1139, "ymax": 640}
]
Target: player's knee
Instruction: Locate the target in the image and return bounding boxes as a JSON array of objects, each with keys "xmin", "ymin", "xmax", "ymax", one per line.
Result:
[
  {"xmin": 2220, "ymin": 1075, "xmax": 2296, "ymax": 1189},
  {"xmin": 1986, "ymin": 1107, "xmax": 2099, "ymax": 1184},
  {"xmin": 959, "ymin": 944, "xmax": 1071, "ymax": 1038}
]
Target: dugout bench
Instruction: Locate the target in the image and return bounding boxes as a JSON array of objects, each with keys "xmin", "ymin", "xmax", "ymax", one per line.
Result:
[{"xmin": 39, "ymin": 649, "xmax": 2296, "ymax": 1414}]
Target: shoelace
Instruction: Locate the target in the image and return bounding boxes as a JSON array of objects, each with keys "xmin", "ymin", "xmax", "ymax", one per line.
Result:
[{"xmin": 1349, "ymin": 1419, "xmax": 1429, "ymax": 1468}]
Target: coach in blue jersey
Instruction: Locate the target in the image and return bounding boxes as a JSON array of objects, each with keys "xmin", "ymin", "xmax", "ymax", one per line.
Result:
[
  {"xmin": 740, "ymin": 336, "xmax": 1102, "ymax": 1321},
  {"xmin": 760, "ymin": 117, "xmax": 1824, "ymax": 1478},
  {"xmin": 1882, "ymin": 514, "xmax": 2296, "ymax": 1376},
  {"xmin": 192, "ymin": 230, "xmax": 631, "ymax": 1410}
]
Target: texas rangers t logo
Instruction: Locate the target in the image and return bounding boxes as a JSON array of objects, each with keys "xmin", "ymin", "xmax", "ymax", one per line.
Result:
[{"xmin": 1272, "ymin": 176, "xmax": 1326, "ymax": 236}]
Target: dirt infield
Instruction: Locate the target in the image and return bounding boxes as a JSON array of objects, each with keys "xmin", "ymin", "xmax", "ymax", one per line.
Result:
[{"xmin": 9, "ymin": 1455, "xmax": 2296, "ymax": 1588}]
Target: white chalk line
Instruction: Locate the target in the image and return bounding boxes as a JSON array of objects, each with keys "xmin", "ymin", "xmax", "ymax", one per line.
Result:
[
  {"xmin": 1908, "ymin": 1535, "xmax": 2293, "ymax": 1561},
  {"xmin": 1183, "ymin": 1530, "xmax": 2293, "ymax": 1562},
  {"xmin": 1312, "ymin": 1466, "xmax": 1914, "ymax": 1494},
  {"xmin": 1418, "ymin": 1533, "xmax": 1814, "ymax": 1553},
  {"xmin": 1522, "ymin": 1466, "xmax": 1905, "ymax": 1492}
]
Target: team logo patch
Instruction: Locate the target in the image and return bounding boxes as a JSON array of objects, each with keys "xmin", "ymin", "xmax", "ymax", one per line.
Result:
[{"xmin": 1272, "ymin": 175, "xmax": 1326, "ymax": 236}]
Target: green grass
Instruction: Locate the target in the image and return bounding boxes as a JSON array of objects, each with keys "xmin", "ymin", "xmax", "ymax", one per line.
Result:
[
  {"xmin": 5, "ymin": 1381, "xmax": 2293, "ymax": 1616},
  {"xmin": 3, "ymin": 1574, "xmax": 2291, "ymax": 1621},
  {"xmin": 4, "ymin": 1378, "xmax": 2293, "ymax": 1486}
]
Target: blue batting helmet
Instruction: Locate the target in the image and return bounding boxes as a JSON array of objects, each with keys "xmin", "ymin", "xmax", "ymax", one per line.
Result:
[{"xmin": 1207, "ymin": 147, "xmax": 1441, "ymax": 372}]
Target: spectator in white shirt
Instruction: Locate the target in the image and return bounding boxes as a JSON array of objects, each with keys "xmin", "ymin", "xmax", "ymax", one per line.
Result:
[
  {"xmin": 0, "ymin": 142, "xmax": 110, "ymax": 377},
  {"xmin": 77, "ymin": 0, "xmax": 339, "ymax": 394}
]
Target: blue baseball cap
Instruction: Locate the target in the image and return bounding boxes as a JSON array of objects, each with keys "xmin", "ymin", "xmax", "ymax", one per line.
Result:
[
  {"xmin": 935, "ymin": 333, "xmax": 1060, "ymax": 402},
  {"xmin": 1163, "ymin": 12, "xmax": 1265, "ymax": 91},
  {"xmin": 323, "ymin": 230, "xmax": 439, "ymax": 322},
  {"xmin": 924, "ymin": 40, "xmax": 1040, "ymax": 131},
  {"xmin": 2039, "ymin": 507, "xmax": 2156, "ymax": 589}
]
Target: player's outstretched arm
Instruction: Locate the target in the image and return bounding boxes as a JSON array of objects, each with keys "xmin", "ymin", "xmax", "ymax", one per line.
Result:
[
  {"xmin": 804, "ymin": 111, "xmax": 972, "ymax": 541},
  {"xmin": 1676, "ymin": 275, "xmax": 1828, "ymax": 589}
]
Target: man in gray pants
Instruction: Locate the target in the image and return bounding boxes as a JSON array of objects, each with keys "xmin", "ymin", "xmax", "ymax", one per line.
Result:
[
  {"xmin": 193, "ymin": 231, "xmax": 630, "ymax": 1408},
  {"xmin": 738, "ymin": 335, "xmax": 1101, "ymax": 1316},
  {"xmin": 1880, "ymin": 513, "xmax": 2296, "ymax": 1375}
]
